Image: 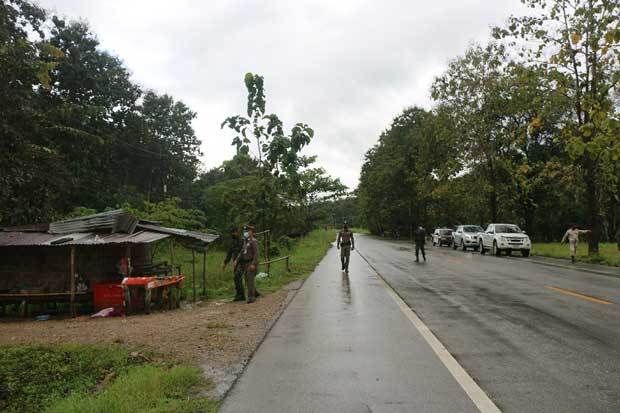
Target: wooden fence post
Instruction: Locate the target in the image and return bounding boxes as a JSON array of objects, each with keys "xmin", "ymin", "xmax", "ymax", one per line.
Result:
[
  {"xmin": 202, "ymin": 248, "xmax": 207, "ymax": 298},
  {"xmin": 192, "ymin": 249, "xmax": 196, "ymax": 303},
  {"xmin": 170, "ymin": 239, "xmax": 176, "ymax": 275},
  {"xmin": 69, "ymin": 246, "xmax": 76, "ymax": 317}
]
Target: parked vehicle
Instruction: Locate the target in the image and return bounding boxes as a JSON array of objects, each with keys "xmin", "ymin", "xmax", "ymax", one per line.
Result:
[
  {"xmin": 479, "ymin": 224, "xmax": 531, "ymax": 257},
  {"xmin": 432, "ymin": 228, "xmax": 453, "ymax": 247},
  {"xmin": 452, "ymin": 225, "xmax": 484, "ymax": 251}
]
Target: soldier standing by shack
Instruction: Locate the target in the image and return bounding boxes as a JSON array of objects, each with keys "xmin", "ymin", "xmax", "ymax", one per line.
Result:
[
  {"xmin": 223, "ymin": 227, "xmax": 245, "ymax": 302},
  {"xmin": 238, "ymin": 225, "xmax": 260, "ymax": 303},
  {"xmin": 414, "ymin": 226, "xmax": 426, "ymax": 262},
  {"xmin": 561, "ymin": 224, "xmax": 592, "ymax": 263},
  {"xmin": 337, "ymin": 224, "xmax": 355, "ymax": 273}
]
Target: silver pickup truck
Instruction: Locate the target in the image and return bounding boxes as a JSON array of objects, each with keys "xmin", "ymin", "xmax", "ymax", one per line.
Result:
[{"xmin": 452, "ymin": 225, "xmax": 484, "ymax": 251}]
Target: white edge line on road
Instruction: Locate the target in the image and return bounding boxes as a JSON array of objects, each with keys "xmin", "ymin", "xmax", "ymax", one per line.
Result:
[{"xmin": 357, "ymin": 250, "xmax": 502, "ymax": 413}]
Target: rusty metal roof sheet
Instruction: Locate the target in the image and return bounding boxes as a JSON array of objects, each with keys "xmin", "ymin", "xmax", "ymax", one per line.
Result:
[
  {"xmin": 0, "ymin": 231, "xmax": 169, "ymax": 247},
  {"xmin": 49, "ymin": 210, "xmax": 138, "ymax": 234},
  {"xmin": 137, "ymin": 224, "xmax": 219, "ymax": 244}
]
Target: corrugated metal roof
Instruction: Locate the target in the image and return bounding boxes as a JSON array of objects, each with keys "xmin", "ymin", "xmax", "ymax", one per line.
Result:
[
  {"xmin": 137, "ymin": 224, "xmax": 219, "ymax": 244},
  {"xmin": 0, "ymin": 231, "xmax": 169, "ymax": 247},
  {"xmin": 49, "ymin": 210, "xmax": 138, "ymax": 234}
]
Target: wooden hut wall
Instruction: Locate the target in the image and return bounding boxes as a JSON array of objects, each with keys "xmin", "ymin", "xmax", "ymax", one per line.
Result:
[{"xmin": 0, "ymin": 244, "xmax": 152, "ymax": 294}]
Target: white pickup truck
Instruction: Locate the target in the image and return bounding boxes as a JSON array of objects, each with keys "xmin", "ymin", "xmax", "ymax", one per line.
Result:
[{"xmin": 479, "ymin": 223, "xmax": 531, "ymax": 257}]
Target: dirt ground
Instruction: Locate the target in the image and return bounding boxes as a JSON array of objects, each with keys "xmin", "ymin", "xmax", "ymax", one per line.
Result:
[{"xmin": 0, "ymin": 290, "xmax": 289, "ymax": 371}]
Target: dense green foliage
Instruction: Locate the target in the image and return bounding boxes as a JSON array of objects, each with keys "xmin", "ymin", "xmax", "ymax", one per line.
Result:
[
  {"xmin": 358, "ymin": 0, "xmax": 620, "ymax": 251},
  {"xmin": 0, "ymin": 1, "xmax": 202, "ymax": 226}
]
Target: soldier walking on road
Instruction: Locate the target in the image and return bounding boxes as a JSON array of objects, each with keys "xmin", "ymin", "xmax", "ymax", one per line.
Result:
[
  {"xmin": 561, "ymin": 224, "xmax": 592, "ymax": 263},
  {"xmin": 414, "ymin": 226, "xmax": 426, "ymax": 262},
  {"xmin": 223, "ymin": 227, "xmax": 245, "ymax": 302},
  {"xmin": 337, "ymin": 224, "xmax": 355, "ymax": 273},
  {"xmin": 238, "ymin": 225, "xmax": 260, "ymax": 303}
]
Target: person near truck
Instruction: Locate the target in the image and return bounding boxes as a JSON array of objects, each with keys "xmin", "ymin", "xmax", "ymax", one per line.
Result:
[
  {"xmin": 561, "ymin": 224, "xmax": 592, "ymax": 263},
  {"xmin": 337, "ymin": 224, "xmax": 355, "ymax": 273}
]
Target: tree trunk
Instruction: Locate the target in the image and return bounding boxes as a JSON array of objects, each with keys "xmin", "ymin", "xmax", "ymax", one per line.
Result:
[
  {"xmin": 489, "ymin": 184, "xmax": 498, "ymax": 223},
  {"xmin": 584, "ymin": 162, "xmax": 601, "ymax": 254}
]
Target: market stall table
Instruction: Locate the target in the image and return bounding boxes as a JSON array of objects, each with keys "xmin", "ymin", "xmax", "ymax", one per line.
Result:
[{"xmin": 121, "ymin": 275, "xmax": 185, "ymax": 315}]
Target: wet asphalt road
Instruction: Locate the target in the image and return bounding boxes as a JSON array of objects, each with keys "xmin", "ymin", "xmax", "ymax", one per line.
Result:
[
  {"xmin": 222, "ymin": 239, "xmax": 479, "ymax": 413},
  {"xmin": 222, "ymin": 235, "xmax": 620, "ymax": 412},
  {"xmin": 357, "ymin": 235, "xmax": 620, "ymax": 413}
]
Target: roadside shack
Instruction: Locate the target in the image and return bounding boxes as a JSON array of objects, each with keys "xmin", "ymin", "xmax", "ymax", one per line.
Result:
[{"xmin": 0, "ymin": 210, "xmax": 218, "ymax": 317}]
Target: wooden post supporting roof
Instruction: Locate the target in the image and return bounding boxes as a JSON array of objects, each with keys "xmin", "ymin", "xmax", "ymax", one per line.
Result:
[
  {"xmin": 170, "ymin": 239, "xmax": 175, "ymax": 275},
  {"xmin": 69, "ymin": 246, "xmax": 76, "ymax": 317},
  {"xmin": 202, "ymin": 248, "xmax": 207, "ymax": 298},
  {"xmin": 191, "ymin": 249, "xmax": 196, "ymax": 303}
]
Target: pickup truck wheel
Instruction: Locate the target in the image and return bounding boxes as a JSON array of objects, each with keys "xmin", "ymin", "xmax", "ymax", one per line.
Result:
[
  {"xmin": 493, "ymin": 241, "xmax": 501, "ymax": 256},
  {"xmin": 480, "ymin": 240, "xmax": 486, "ymax": 255},
  {"xmin": 522, "ymin": 250, "xmax": 530, "ymax": 257},
  {"xmin": 461, "ymin": 240, "xmax": 466, "ymax": 251}
]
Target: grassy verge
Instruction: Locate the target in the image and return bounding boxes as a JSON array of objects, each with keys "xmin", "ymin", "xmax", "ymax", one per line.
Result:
[
  {"xmin": 156, "ymin": 229, "xmax": 337, "ymax": 300},
  {"xmin": 0, "ymin": 344, "xmax": 218, "ymax": 413},
  {"xmin": 531, "ymin": 242, "xmax": 619, "ymax": 267},
  {"xmin": 49, "ymin": 365, "xmax": 218, "ymax": 413}
]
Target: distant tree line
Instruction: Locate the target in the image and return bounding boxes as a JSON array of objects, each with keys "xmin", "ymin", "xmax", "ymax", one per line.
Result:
[
  {"xmin": 358, "ymin": 0, "xmax": 620, "ymax": 254},
  {"xmin": 1, "ymin": 1, "xmax": 346, "ymax": 237}
]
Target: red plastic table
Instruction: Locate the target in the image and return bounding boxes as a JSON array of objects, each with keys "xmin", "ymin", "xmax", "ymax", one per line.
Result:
[{"xmin": 121, "ymin": 275, "xmax": 185, "ymax": 314}]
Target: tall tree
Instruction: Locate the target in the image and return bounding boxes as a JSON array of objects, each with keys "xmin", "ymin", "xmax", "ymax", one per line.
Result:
[
  {"xmin": 432, "ymin": 44, "xmax": 515, "ymax": 222},
  {"xmin": 0, "ymin": 0, "xmax": 68, "ymax": 224},
  {"xmin": 495, "ymin": 0, "xmax": 620, "ymax": 253},
  {"xmin": 221, "ymin": 73, "xmax": 345, "ymax": 233}
]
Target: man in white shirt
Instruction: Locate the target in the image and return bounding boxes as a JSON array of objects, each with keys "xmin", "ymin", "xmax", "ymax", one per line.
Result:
[{"xmin": 561, "ymin": 225, "xmax": 591, "ymax": 263}]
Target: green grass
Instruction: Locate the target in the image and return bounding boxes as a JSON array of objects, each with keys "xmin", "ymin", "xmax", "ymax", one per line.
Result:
[
  {"xmin": 157, "ymin": 229, "xmax": 337, "ymax": 300},
  {"xmin": 531, "ymin": 242, "xmax": 620, "ymax": 267},
  {"xmin": 0, "ymin": 344, "xmax": 218, "ymax": 413},
  {"xmin": 48, "ymin": 365, "xmax": 219, "ymax": 413}
]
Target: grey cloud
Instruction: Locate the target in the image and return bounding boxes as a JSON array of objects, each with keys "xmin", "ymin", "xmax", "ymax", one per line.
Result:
[{"xmin": 37, "ymin": 0, "xmax": 526, "ymax": 188}]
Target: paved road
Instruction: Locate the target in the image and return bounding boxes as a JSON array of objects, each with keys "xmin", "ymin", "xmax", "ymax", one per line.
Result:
[
  {"xmin": 357, "ymin": 235, "xmax": 620, "ymax": 413},
  {"xmin": 222, "ymin": 240, "xmax": 482, "ymax": 413},
  {"xmin": 222, "ymin": 235, "xmax": 620, "ymax": 412}
]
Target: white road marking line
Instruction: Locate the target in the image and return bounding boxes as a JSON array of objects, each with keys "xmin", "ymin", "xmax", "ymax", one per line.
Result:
[{"xmin": 357, "ymin": 250, "xmax": 502, "ymax": 413}]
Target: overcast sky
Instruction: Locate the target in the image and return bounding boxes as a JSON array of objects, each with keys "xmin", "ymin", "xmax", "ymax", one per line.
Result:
[{"xmin": 37, "ymin": 0, "xmax": 526, "ymax": 190}]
